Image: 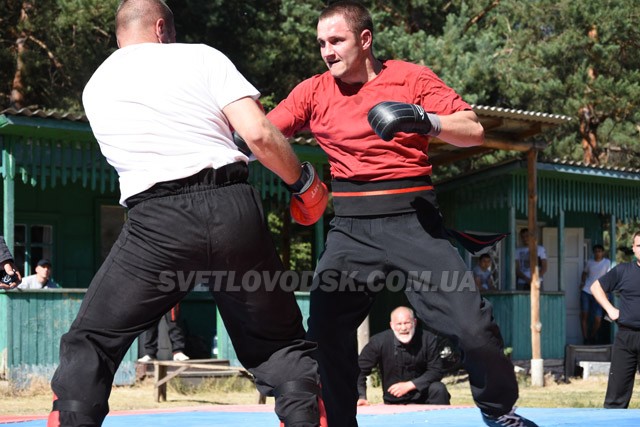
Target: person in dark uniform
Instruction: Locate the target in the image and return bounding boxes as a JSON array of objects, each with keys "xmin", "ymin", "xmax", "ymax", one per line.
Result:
[
  {"xmin": 138, "ymin": 304, "xmax": 189, "ymax": 362},
  {"xmin": 357, "ymin": 306, "xmax": 450, "ymax": 406},
  {"xmin": 591, "ymin": 231, "xmax": 640, "ymax": 409},
  {"xmin": 0, "ymin": 236, "xmax": 21, "ymax": 289}
]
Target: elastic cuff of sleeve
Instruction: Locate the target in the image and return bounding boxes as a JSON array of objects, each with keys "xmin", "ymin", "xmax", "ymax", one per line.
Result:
[
  {"xmin": 427, "ymin": 113, "xmax": 441, "ymax": 137},
  {"xmin": 285, "ymin": 162, "xmax": 312, "ymax": 193}
]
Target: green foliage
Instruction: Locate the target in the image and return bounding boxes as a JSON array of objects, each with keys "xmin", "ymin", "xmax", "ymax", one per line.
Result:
[
  {"xmin": 171, "ymin": 0, "xmax": 325, "ymax": 100},
  {"xmin": 487, "ymin": 0, "xmax": 640, "ymax": 165},
  {"xmin": 1, "ymin": 0, "xmax": 638, "ymax": 168},
  {"xmin": 267, "ymin": 210, "xmax": 313, "ymax": 272},
  {"xmin": 603, "ymin": 219, "xmax": 640, "ymax": 264},
  {"xmin": 0, "ymin": 0, "xmax": 118, "ymax": 112},
  {"xmin": 289, "ymin": 238, "xmax": 313, "ymax": 272}
]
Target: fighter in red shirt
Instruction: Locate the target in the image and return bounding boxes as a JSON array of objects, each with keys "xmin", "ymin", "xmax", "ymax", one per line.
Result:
[{"xmin": 268, "ymin": 2, "xmax": 537, "ymax": 427}]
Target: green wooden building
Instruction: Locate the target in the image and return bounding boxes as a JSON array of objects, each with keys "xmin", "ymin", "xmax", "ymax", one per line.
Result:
[
  {"xmin": 437, "ymin": 158, "xmax": 640, "ymax": 357},
  {"xmin": 6, "ymin": 104, "xmax": 619, "ymax": 381}
]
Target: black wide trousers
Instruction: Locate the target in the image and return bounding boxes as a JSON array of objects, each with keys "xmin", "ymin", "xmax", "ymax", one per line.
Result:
[
  {"xmin": 307, "ymin": 203, "xmax": 518, "ymax": 427},
  {"xmin": 51, "ymin": 169, "xmax": 318, "ymax": 426}
]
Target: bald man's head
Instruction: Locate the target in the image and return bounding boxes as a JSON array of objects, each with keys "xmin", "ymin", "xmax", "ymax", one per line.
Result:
[
  {"xmin": 116, "ymin": 0, "xmax": 175, "ymax": 47},
  {"xmin": 390, "ymin": 306, "xmax": 417, "ymax": 344}
]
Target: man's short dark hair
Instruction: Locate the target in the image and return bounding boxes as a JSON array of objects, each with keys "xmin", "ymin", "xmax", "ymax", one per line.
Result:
[
  {"xmin": 479, "ymin": 253, "xmax": 491, "ymax": 261},
  {"xmin": 320, "ymin": 1, "xmax": 373, "ymax": 37},
  {"xmin": 592, "ymin": 244, "xmax": 604, "ymax": 252}
]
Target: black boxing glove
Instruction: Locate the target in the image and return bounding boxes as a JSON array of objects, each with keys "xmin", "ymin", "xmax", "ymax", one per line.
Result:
[
  {"xmin": 367, "ymin": 101, "xmax": 442, "ymax": 141},
  {"xmin": 232, "ymin": 131, "xmax": 254, "ymax": 158}
]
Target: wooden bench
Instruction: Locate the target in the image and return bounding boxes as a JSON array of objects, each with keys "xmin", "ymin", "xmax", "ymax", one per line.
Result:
[{"xmin": 138, "ymin": 358, "xmax": 263, "ymax": 402}]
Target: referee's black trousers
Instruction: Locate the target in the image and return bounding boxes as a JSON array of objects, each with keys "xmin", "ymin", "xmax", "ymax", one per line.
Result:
[
  {"xmin": 50, "ymin": 168, "xmax": 319, "ymax": 426},
  {"xmin": 307, "ymin": 207, "xmax": 518, "ymax": 427},
  {"xmin": 604, "ymin": 328, "xmax": 640, "ymax": 408}
]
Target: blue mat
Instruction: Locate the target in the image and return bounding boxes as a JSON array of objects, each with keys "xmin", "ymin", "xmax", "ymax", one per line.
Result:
[{"xmin": 5, "ymin": 408, "xmax": 640, "ymax": 426}]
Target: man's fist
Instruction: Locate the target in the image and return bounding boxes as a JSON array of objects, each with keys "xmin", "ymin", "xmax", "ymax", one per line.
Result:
[
  {"xmin": 367, "ymin": 101, "xmax": 441, "ymax": 141},
  {"xmin": 1, "ymin": 264, "xmax": 21, "ymax": 289},
  {"xmin": 288, "ymin": 162, "xmax": 328, "ymax": 226}
]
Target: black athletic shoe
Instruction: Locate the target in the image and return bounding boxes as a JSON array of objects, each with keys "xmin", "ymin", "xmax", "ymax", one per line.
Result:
[{"xmin": 482, "ymin": 408, "xmax": 539, "ymax": 427}]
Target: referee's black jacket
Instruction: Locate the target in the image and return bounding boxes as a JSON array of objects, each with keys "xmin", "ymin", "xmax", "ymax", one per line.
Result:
[{"xmin": 357, "ymin": 327, "xmax": 444, "ymax": 403}]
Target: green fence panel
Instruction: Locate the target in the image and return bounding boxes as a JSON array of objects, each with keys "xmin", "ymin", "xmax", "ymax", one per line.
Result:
[
  {"xmin": 0, "ymin": 289, "xmax": 137, "ymax": 388},
  {"xmin": 485, "ymin": 292, "xmax": 565, "ymax": 360}
]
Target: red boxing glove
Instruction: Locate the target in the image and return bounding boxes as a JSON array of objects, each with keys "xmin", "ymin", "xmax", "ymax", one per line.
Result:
[{"xmin": 288, "ymin": 162, "xmax": 328, "ymax": 226}]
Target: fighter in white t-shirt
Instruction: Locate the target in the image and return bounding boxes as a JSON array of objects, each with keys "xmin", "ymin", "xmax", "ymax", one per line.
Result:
[
  {"xmin": 48, "ymin": 2, "xmax": 327, "ymax": 426},
  {"xmin": 83, "ymin": 42, "xmax": 257, "ymax": 205}
]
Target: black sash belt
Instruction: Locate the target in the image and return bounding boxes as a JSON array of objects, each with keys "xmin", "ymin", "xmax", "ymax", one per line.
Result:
[
  {"xmin": 331, "ymin": 176, "xmax": 508, "ymax": 254},
  {"xmin": 331, "ymin": 176, "xmax": 435, "ymax": 216},
  {"xmin": 126, "ymin": 161, "xmax": 249, "ymax": 208}
]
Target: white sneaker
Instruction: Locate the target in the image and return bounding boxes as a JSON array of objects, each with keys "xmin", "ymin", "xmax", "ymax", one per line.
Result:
[
  {"xmin": 137, "ymin": 354, "xmax": 155, "ymax": 362},
  {"xmin": 173, "ymin": 352, "xmax": 190, "ymax": 362}
]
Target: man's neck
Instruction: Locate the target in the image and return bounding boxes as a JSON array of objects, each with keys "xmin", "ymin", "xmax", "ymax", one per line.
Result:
[{"xmin": 339, "ymin": 56, "xmax": 383, "ymax": 85}]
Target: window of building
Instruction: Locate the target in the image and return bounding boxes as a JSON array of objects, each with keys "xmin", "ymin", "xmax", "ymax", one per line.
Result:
[
  {"xmin": 13, "ymin": 223, "xmax": 54, "ymax": 276},
  {"xmin": 465, "ymin": 237, "xmax": 503, "ymax": 291}
]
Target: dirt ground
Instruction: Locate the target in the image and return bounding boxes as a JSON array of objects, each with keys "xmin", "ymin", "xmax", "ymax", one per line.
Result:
[{"xmin": 2, "ymin": 369, "xmax": 639, "ymax": 417}]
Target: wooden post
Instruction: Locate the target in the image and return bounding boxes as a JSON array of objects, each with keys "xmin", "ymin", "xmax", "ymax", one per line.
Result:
[
  {"xmin": 609, "ymin": 214, "xmax": 617, "ymax": 267},
  {"xmin": 357, "ymin": 315, "xmax": 370, "ymax": 354},
  {"xmin": 357, "ymin": 315, "xmax": 370, "ymax": 355},
  {"xmin": 155, "ymin": 363, "xmax": 167, "ymax": 402},
  {"xmin": 2, "ymin": 144, "xmax": 16, "ymax": 252},
  {"xmin": 527, "ymin": 149, "xmax": 544, "ymax": 386}
]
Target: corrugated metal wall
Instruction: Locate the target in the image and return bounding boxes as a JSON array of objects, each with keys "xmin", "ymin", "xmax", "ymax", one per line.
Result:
[
  {"xmin": 485, "ymin": 292, "xmax": 565, "ymax": 360},
  {"xmin": 217, "ymin": 292, "xmax": 565, "ymax": 364},
  {"xmin": 0, "ymin": 290, "xmax": 137, "ymax": 388}
]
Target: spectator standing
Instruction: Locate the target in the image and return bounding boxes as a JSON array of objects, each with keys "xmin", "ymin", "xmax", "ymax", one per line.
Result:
[{"xmin": 580, "ymin": 244, "xmax": 611, "ymax": 344}]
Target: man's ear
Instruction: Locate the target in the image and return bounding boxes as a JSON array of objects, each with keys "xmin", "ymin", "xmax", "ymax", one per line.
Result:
[
  {"xmin": 155, "ymin": 18, "xmax": 167, "ymax": 43},
  {"xmin": 360, "ymin": 29, "xmax": 373, "ymax": 50}
]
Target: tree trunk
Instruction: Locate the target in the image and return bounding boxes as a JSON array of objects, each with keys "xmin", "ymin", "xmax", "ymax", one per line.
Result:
[
  {"xmin": 10, "ymin": 34, "xmax": 27, "ymax": 109},
  {"xmin": 578, "ymin": 105, "xmax": 599, "ymax": 165},
  {"xmin": 579, "ymin": 25, "xmax": 601, "ymax": 165},
  {"xmin": 9, "ymin": 2, "xmax": 32, "ymax": 109}
]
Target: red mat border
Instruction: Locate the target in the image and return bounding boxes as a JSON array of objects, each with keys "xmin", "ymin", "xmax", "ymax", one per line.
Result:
[{"xmin": 0, "ymin": 403, "xmax": 474, "ymax": 424}]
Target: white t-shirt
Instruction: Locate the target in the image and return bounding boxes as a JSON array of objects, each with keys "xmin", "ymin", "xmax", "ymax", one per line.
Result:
[
  {"xmin": 17, "ymin": 274, "xmax": 59, "ymax": 290},
  {"xmin": 83, "ymin": 43, "xmax": 260, "ymax": 205},
  {"xmin": 582, "ymin": 258, "xmax": 611, "ymax": 295},
  {"xmin": 515, "ymin": 245, "xmax": 547, "ymax": 284}
]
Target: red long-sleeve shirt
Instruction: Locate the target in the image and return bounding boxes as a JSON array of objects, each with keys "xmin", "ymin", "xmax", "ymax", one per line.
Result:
[{"xmin": 267, "ymin": 59, "xmax": 471, "ymax": 181}]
